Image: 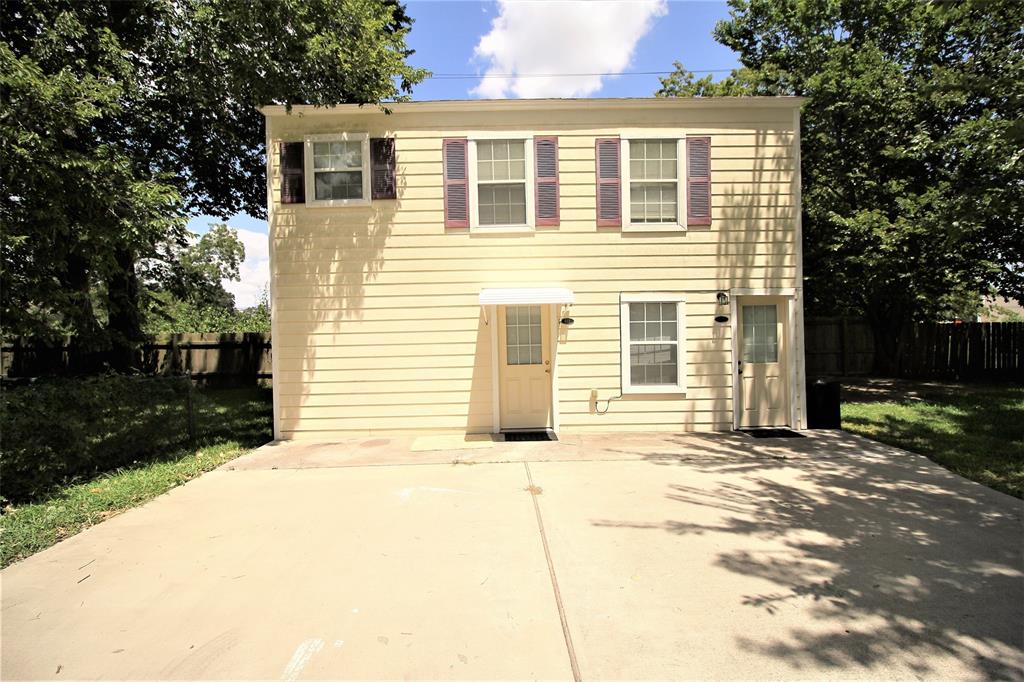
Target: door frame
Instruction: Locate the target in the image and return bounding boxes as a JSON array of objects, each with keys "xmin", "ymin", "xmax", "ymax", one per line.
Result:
[
  {"xmin": 729, "ymin": 288, "xmax": 808, "ymax": 430},
  {"xmin": 488, "ymin": 304, "xmax": 560, "ymax": 433}
]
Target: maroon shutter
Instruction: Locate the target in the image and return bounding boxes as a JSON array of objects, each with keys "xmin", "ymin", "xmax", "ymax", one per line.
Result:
[
  {"xmin": 595, "ymin": 138, "xmax": 621, "ymax": 227},
  {"xmin": 686, "ymin": 136, "xmax": 711, "ymax": 226},
  {"xmin": 370, "ymin": 138, "xmax": 397, "ymax": 200},
  {"xmin": 534, "ymin": 136, "xmax": 559, "ymax": 226},
  {"xmin": 443, "ymin": 138, "xmax": 469, "ymax": 228},
  {"xmin": 280, "ymin": 142, "xmax": 305, "ymax": 204}
]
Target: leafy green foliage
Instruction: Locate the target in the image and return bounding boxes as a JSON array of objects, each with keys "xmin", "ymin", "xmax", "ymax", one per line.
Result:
[
  {"xmin": 0, "ymin": 387, "xmax": 272, "ymax": 567},
  {"xmin": 143, "ymin": 290, "xmax": 271, "ymax": 334},
  {"xmin": 141, "ymin": 224, "xmax": 246, "ymax": 312},
  {"xmin": 1, "ymin": 0, "xmax": 426, "ymax": 360},
  {"xmin": 657, "ymin": 0, "xmax": 1024, "ymax": 368},
  {"xmin": 1, "ymin": 375, "xmax": 200, "ymax": 503}
]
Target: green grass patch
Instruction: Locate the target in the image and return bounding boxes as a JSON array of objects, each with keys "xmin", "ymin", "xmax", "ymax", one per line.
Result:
[
  {"xmin": 1, "ymin": 387, "xmax": 271, "ymax": 567},
  {"xmin": 842, "ymin": 383, "xmax": 1024, "ymax": 498}
]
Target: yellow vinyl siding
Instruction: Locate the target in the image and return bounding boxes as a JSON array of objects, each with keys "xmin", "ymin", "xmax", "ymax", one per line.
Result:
[{"xmin": 266, "ymin": 101, "xmax": 800, "ymax": 438}]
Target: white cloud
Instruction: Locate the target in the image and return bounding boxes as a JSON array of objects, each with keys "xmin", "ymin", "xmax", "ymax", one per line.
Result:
[
  {"xmin": 223, "ymin": 227, "xmax": 269, "ymax": 310},
  {"xmin": 471, "ymin": 0, "xmax": 667, "ymax": 99}
]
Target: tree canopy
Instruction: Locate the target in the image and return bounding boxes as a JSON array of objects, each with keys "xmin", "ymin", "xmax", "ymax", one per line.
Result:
[
  {"xmin": 1, "ymin": 0, "xmax": 426, "ymax": 365},
  {"xmin": 658, "ymin": 0, "xmax": 1023, "ymax": 368}
]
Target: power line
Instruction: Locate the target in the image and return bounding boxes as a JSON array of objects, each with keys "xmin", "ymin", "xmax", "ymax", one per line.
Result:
[{"xmin": 425, "ymin": 68, "xmax": 736, "ymax": 79}]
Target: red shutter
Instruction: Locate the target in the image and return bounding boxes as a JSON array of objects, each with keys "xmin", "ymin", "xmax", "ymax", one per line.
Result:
[
  {"xmin": 595, "ymin": 138, "xmax": 621, "ymax": 227},
  {"xmin": 535, "ymin": 136, "xmax": 559, "ymax": 226},
  {"xmin": 686, "ymin": 136, "xmax": 711, "ymax": 226},
  {"xmin": 280, "ymin": 142, "xmax": 305, "ymax": 204},
  {"xmin": 370, "ymin": 138, "xmax": 397, "ymax": 200},
  {"xmin": 443, "ymin": 138, "xmax": 469, "ymax": 228}
]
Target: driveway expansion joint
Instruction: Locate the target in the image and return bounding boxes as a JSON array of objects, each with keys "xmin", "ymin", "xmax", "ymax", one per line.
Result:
[{"xmin": 524, "ymin": 461, "xmax": 582, "ymax": 682}]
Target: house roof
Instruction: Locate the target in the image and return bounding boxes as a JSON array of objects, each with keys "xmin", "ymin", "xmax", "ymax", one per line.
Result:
[{"xmin": 259, "ymin": 96, "xmax": 805, "ymax": 117}]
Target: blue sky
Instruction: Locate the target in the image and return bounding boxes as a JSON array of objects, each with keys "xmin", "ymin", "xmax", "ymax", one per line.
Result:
[{"xmin": 191, "ymin": 0, "xmax": 737, "ymax": 306}]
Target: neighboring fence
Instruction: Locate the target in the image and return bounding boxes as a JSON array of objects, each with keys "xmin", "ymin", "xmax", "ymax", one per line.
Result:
[
  {"xmin": 4, "ymin": 323, "xmax": 1021, "ymax": 383},
  {"xmin": 805, "ymin": 318, "xmax": 1024, "ymax": 381},
  {"xmin": 1, "ymin": 333, "xmax": 272, "ymax": 385},
  {"xmin": 804, "ymin": 317, "xmax": 876, "ymax": 376}
]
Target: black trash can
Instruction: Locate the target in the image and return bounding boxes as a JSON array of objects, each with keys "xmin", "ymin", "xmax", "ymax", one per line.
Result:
[{"xmin": 806, "ymin": 378, "xmax": 841, "ymax": 429}]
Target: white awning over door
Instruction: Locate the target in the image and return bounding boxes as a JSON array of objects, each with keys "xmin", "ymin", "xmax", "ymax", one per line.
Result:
[{"xmin": 478, "ymin": 287, "xmax": 575, "ymax": 306}]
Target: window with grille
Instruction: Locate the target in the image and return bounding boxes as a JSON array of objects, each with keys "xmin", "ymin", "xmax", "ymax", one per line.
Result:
[
  {"xmin": 742, "ymin": 304, "xmax": 779, "ymax": 363},
  {"xmin": 620, "ymin": 294, "xmax": 687, "ymax": 393},
  {"xmin": 505, "ymin": 306, "xmax": 542, "ymax": 365},
  {"xmin": 476, "ymin": 140, "xmax": 527, "ymax": 226},
  {"xmin": 303, "ymin": 134, "xmax": 370, "ymax": 206},
  {"xmin": 628, "ymin": 140, "xmax": 678, "ymax": 224}
]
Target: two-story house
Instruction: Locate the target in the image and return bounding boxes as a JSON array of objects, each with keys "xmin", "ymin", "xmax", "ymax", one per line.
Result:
[{"xmin": 262, "ymin": 97, "xmax": 807, "ymax": 440}]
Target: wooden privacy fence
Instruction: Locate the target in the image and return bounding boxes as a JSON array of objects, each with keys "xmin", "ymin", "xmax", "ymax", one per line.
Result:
[
  {"xmin": 4, "ymin": 323, "xmax": 1021, "ymax": 383},
  {"xmin": 1, "ymin": 333, "xmax": 272, "ymax": 385},
  {"xmin": 805, "ymin": 318, "xmax": 1024, "ymax": 381}
]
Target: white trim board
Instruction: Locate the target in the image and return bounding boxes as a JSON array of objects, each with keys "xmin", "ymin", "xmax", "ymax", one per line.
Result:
[{"xmin": 729, "ymin": 289, "xmax": 807, "ymax": 430}]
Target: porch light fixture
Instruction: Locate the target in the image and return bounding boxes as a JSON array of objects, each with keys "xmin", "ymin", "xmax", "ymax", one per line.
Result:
[{"xmin": 716, "ymin": 291, "xmax": 730, "ymax": 306}]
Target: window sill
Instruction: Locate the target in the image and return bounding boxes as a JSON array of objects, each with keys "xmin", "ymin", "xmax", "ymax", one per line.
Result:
[
  {"xmin": 622, "ymin": 223, "xmax": 686, "ymax": 233},
  {"xmin": 305, "ymin": 199, "xmax": 371, "ymax": 208},
  {"xmin": 621, "ymin": 388, "xmax": 688, "ymax": 398},
  {"xmin": 470, "ymin": 225, "xmax": 535, "ymax": 235}
]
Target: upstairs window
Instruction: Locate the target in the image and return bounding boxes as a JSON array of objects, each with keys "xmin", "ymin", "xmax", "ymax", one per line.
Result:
[
  {"xmin": 304, "ymin": 133, "xmax": 371, "ymax": 207},
  {"xmin": 629, "ymin": 140, "xmax": 678, "ymax": 224},
  {"xmin": 476, "ymin": 139, "xmax": 527, "ymax": 226},
  {"xmin": 622, "ymin": 138, "xmax": 684, "ymax": 230}
]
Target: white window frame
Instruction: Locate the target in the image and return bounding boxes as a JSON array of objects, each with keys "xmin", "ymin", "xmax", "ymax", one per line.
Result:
[
  {"xmin": 621, "ymin": 133, "xmax": 687, "ymax": 232},
  {"xmin": 620, "ymin": 292, "xmax": 687, "ymax": 395},
  {"xmin": 303, "ymin": 132, "xmax": 371, "ymax": 208},
  {"xmin": 468, "ymin": 132, "xmax": 535, "ymax": 232}
]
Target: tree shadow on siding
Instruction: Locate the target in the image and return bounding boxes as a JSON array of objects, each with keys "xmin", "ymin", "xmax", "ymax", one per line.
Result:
[
  {"xmin": 271, "ymin": 174, "xmax": 403, "ymax": 434},
  {"xmin": 590, "ymin": 431, "xmax": 1024, "ymax": 678}
]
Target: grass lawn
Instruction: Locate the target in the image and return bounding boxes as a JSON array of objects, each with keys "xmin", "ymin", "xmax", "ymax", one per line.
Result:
[
  {"xmin": 1, "ymin": 386, "xmax": 272, "ymax": 567},
  {"xmin": 842, "ymin": 380, "xmax": 1024, "ymax": 499}
]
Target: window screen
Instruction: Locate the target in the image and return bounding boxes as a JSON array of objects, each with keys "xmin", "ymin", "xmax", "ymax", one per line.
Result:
[
  {"xmin": 312, "ymin": 141, "xmax": 363, "ymax": 200},
  {"xmin": 628, "ymin": 302, "xmax": 679, "ymax": 385},
  {"xmin": 629, "ymin": 140, "xmax": 678, "ymax": 223},
  {"xmin": 477, "ymin": 140, "xmax": 527, "ymax": 226}
]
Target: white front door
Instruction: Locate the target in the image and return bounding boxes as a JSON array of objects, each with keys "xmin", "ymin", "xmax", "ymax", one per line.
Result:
[
  {"xmin": 738, "ymin": 297, "xmax": 789, "ymax": 428},
  {"xmin": 498, "ymin": 305, "xmax": 552, "ymax": 430}
]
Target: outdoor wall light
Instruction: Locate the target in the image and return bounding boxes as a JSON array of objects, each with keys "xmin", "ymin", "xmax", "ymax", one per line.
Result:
[
  {"xmin": 560, "ymin": 317, "xmax": 575, "ymax": 326},
  {"xmin": 716, "ymin": 291, "xmax": 730, "ymax": 306}
]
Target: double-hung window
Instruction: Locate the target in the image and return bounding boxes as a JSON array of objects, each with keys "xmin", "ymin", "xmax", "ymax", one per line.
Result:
[
  {"xmin": 470, "ymin": 137, "xmax": 534, "ymax": 229},
  {"xmin": 620, "ymin": 293, "xmax": 687, "ymax": 394},
  {"xmin": 304, "ymin": 133, "xmax": 371, "ymax": 207},
  {"xmin": 622, "ymin": 138, "xmax": 685, "ymax": 230}
]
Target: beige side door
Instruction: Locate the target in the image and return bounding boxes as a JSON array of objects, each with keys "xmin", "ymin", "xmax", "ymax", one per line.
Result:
[
  {"xmin": 738, "ymin": 297, "xmax": 789, "ymax": 428},
  {"xmin": 498, "ymin": 305, "xmax": 552, "ymax": 430}
]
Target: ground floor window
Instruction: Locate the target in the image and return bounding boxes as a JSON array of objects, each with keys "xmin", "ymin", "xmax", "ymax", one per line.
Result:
[{"xmin": 619, "ymin": 293, "xmax": 687, "ymax": 394}]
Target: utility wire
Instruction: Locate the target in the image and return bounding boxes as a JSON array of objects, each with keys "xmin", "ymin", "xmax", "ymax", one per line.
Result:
[{"xmin": 425, "ymin": 68, "xmax": 736, "ymax": 79}]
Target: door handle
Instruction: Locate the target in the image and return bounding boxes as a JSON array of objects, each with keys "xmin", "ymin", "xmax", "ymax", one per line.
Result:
[{"xmin": 737, "ymin": 361, "xmax": 744, "ymax": 375}]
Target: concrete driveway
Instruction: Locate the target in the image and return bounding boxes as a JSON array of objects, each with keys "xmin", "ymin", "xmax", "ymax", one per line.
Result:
[{"xmin": 3, "ymin": 431, "xmax": 1022, "ymax": 680}]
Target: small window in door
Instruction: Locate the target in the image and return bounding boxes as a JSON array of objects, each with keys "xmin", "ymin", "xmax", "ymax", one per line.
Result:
[
  {"xmin": 506, "ymin": 306, "xmax": 542, "ymax": 365},
  {"xmin": 742, "ymin": 305, "xmax": 779, "ymax": 363}
]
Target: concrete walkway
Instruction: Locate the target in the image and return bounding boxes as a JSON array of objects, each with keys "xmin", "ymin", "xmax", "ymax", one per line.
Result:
[{"xmin": 3, "ymin": 431, "xmax": 1022, "ymax": 680}]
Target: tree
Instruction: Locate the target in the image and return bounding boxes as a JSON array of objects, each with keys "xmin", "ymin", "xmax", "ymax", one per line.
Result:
[
  {"xmin": 1, "ymin": 0, "xmax": 427, "ymax": 367},
  {"xmin": 142, "ymin": 224, "xmax": 246, "ymax": 312},
  {"xmin": 657, "ymin": 0, "xmax": 1024, "ymax": 372}
]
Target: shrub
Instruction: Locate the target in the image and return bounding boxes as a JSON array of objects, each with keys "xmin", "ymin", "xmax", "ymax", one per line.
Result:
[{"xmin": 0, "ymin": 375, "xmax": 194, "ymax": 504}]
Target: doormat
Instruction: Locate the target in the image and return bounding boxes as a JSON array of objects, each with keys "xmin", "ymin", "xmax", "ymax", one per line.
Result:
[
  {"xmin": 502, "ymin": 431, "xmax": 557, "ymax": 442},
  {"xmin": 741, "ymin": 428, "xmax": 806, "ymax": 439}
]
